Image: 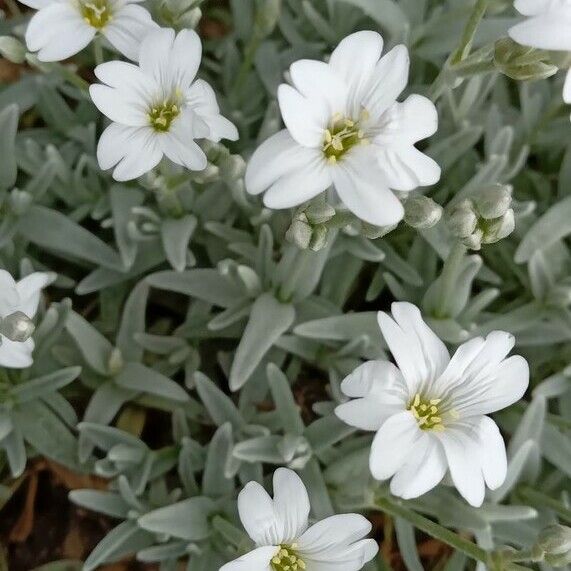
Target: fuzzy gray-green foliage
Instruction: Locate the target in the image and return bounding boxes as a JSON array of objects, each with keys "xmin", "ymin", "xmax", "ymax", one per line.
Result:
[{"xmin": 0, "ymin": 0, "xmax": 571, "ymax": 570}]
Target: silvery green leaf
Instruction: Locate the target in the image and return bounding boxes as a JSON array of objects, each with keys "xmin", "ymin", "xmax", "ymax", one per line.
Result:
[
  {"xmin": 3, "ymin": 427, "xmax": 26, "ymax": 477},
  {"xmin": 110, "ymin": 185, "xmax": 144, "ymax": 268},
  {"xmin": 202, "ymin": 423, "xmax": 234, "ymax": 497},
  {"xmin": 305, "ymin": 415, "xmax": 355, "ymax": 452},
  {"xmin": 138, "ymin": 497, "xmax": 215, "ymax": 541},
  {"xmin": 69, "ymin": 490, "xmax": 130, "ymax": 519},
  {"xmin": 333, "ymin": 0, "xmax": 408, "ymax": 37},
  {"xmin": 229, "ymin": 292, "xmax": 295, "ymax": 391},
  {"xmin": 533, "ymin": 372, "xmax": 571, "ymax": 398},
  {"xmin": 83, "ymin": 521, "xmax": 154, "ymax": 571},
  {"xmin": 14, "ymin": 401, "xmax": 78, "ymax": 470},
  {"xmin": 233, "ymin": 435, "xmax": 284, "ymax": 463},
  {"xmin": 115, "ymin": 362, "xmax": 189, "ymax": 402},
  {"xmin": 508, "ymin": 397, "xmax": 546, "ymax": 457},
  {"xmin": 541, "ymin": 424, "xmax": 571, "ymax": 477},
  {"xmin": 208, "ymin": 299, "xmax": 253, "ymax": 331},
  {"xmin": 0, "ymin": 103, "xmax": 18, "ymax": 190},
  {"xmin": 395, "ymin": 518, "xmax": 424, "ymax": 571},
  {"xmin": 267, "ymin": 364, "xmax": 304, "ymax": 436},
  {"xmin": 136, "ymin": 541, "xmax": 189, "ymax": 562},
  {"xmin": 65, "ymin": 311, "xmax": 113, "ymax": 375},
  {"xmin": 116, "ymin": 281, "xmax": 149, "ymax": 362},
  {"xmin": 515, "ymin": 196, "xmax": 571, "ymax": 263},
  {"xmin": 11, "ymin": 367, "xmax": 81, "ymax": 403},
  {"xmin": 18, "ymin": 206, "xmax": 123, "ymax": 271},
  {"xmin": 0, "ymin": 415, "xmax": 13, "ymax": 442},
  {"xmin": 78, "ymin": 422, "xmax": 147, "ymax": 453},
  {"xmin": 299, "ymin": 458, "xmax": 333, "ymax": 519},
  {"xmin": 146, "ymin": 269, "xmax": 248, "ymax": 308},
  {"xmin": 294, "ymin": 312, "xmax": 381, "ymax": 344},
  {"xmin": 161, "ymin": 214, "xmax": 197, "ymax": 272},
  {"xmin": 195, "ymin": 372, "xmax": 244, "ymax": 430}
]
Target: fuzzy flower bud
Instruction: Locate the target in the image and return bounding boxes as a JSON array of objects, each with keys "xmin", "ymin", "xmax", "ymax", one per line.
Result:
[
  {"xmin": 404, "ymin": 194, "xmax": 443, "ymax": 229},
  {"xmin": 0, "ymin": 36, "xmax": 26, "ymax": 64},
  {"xmin": 535, "ymin": 525, "xmax": 571, "ymax": 567},
  {"xmin": 254, "ymin": 0, "xmax": 281, "ymax": 37},
  {"xmin": 494, "ymin": 38, "xmax": 558, "ymax": 81},
  {"xmin": 0, "ymin": 311, "xmax": 35, "ymax": 342},
  {"xmin": 447, "ymin": 186, "xmax": 515, "ymax": 250},
  {"xmin": 286, "ymin": 207, "xmax": 331, "ymax": 252}
]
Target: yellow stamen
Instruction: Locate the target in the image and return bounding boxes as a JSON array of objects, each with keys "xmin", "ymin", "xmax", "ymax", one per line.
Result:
[{"xmin": 408, "ymin": 393, "xmax": 451, "ymax": 431}]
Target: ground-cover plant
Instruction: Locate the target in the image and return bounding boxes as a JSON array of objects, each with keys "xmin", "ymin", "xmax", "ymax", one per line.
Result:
[{"xmin": 0, "ymin": 0, "xmax": 571, "ymax": 569}]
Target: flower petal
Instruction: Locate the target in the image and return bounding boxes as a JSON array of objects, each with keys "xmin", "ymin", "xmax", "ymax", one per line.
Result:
[
  {"xmin": 514, "ymin": 0, "xmax": 553, "ymax": 16},
  {"xmin": 159, "ymin": 110, "xmax": 208, "ymax": 171},
  {"xmin": 219, "ymin": 546, "xmax": 277, "ymax": 571},
  {"xmin": 0, "ymin": 270, "xmax": 19, "ymax": 316},
  {"xmin": 186, "ymin": 79, "xmax": 238, "ymax": 141},
  {"xmin": 369, "ymin": 411, "xmax": 423, "ymax": 480},
  {"xmin": 509, "ymin": 13, "xmax": 571, "ymax": 51},
  {"xmin": 139, "ymin": 27, "xmax": 176, "ymax": 84},
  {"xmin": 377, "ymin": 302, "xmax": 449, "ymax": 394},
  {"xmin": 304, "ymin": 539, "xmax": 378, "ymax": 571},
  {"xmin": 90, "ymin": 83, "xmax": 149, "ymax": 127},
  {"xmin": 437, "ymin": 422, "xmax": 486, "ymax": 507},
  {"xmin": 331, "ymin": 147, "xmax": 404, "ymax": 226},
  {"xmin": 298, "ymin": 513, "xmax": 371, "ymax": 555},
  {"xmin": 15, "ymin": 272, "xmax": 52, "ymax": 318},
  {"xmin": 26, "ymin": 4, "xmax": 95, "ymax": 62},
  {"xmin": 97, "ymin": 123, "xmax": 162, "ymax": 181},
  {"xmin": 362, "ymin": 45, "xmax": 409, "ymax": 122},
  {"xmin": 377, "ymin": 145, "xmax": 441, "ymax": 192},
  {"xmin": 375, "ymin": 95, "xmax": 438, "ymax": 146},
  {"xmin": 278, "ymin": 84, "xmax": 328, "ymax": 148},
  {"xmin": 389, "ymin": 434, "xmax": 447, "ymax": 499},
  {"xmin": 289, "ymin": 59, "xmax": 348, "ymax": 117},
  {"xmin": 245, "ymin": 130, "xmax": 324, "ymax": 196},
  {"xmin": 102, "ymin": 3, "xmax": 157, "ymax": 62},
  {"xmin": 238, "ymin": 481, "xmax": 283, "ymax": 546},
  {"xmin": 477, "ymin": 417, "xmax": 507, "ymax": 490},
  {"xmin": 272, "ymin": 468, "xmax": 310, "ymax": 542},
  {"xmin": 329, "ymin": 30, "xmax": 384, "ymax": 116},
  {"xmin": 0, "ymin": 338, "xmax": 34, "ymax": 368},
  {"xmin": 262, "ymin": 154, "xmax": 332, "ymax": 209}
]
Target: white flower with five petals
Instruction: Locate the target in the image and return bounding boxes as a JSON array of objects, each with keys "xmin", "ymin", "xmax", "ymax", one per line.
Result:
[
  {"xmin": 0, "ymin": 270, "xmax": 52, "ymax": 368},
  {"xmin": 335, "ymin": 302, "xmax": 529, "ymax": 507},
  {"xmin": 22, "ymin": 0, "xmax": 157, "ymax": 62},
  {"xmin": 509, "ymin": 0, "xmax": 571, "ymax": 106},
  {"xmin": 90, "ymin": 27, "xmax": 238, "ymax": 181},
  {"xmin": 245, "ymin": 31, "xmax": 441, "ymax": 227},
  {"xmin": 220, "ymin": 468, "xmax": 378, "ymax": 571}
]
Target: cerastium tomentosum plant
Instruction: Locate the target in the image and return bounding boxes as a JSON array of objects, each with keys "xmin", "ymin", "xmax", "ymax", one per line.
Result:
[{"xmin": 0, "ymin": 0, "xmax": 570, "ymax": 570}]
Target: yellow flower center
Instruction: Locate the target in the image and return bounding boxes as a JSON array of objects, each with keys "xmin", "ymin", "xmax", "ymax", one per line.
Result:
[
  {"xmin": 149, "ymin": 100, "xmax": 181, "ymax": 132},
  {"xmin": 408, "ymin": 393, "xmax": 446, "ymax": 431},
  {"xmin": 322, "ymin": 111, "xmax": 369, "ymax": 164},
  {"xmin": 80, "ymin": 0, "xmax": 111, "ymax": 29},
  {"xmin": 271, "ymin": 545, "xmax": 306, "ymax": 571}
]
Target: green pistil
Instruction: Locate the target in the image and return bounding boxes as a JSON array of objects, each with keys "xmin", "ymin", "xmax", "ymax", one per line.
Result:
[
  {"xmin": 149, "ymin": 101, "xmax": 181, "ymax": 132},
  {"xmin": 322, "ymin": 112, "xmax": 368, "ymax": 163},
  {"xmin": 271, "ymin": 545, "xmax": 306, "ymax": 571},
  {"xmin": 80, "ymin": 0, "xmax": 111, "ymax": 29}
]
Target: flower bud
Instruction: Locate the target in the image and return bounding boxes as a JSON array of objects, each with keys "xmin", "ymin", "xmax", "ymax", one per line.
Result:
[
  {"xmin": 285, "ymin": 214, "xmax": 312, "ymax": 250},
  {"xmin": 0, "ymin": 311, "xmax": 35, "ymax": 342},
  {"xmin": 254, "ymin": 0, "xmax": 281, "ymax": 37},
  {"xmin": 0, "ymin": 36, "xmax": 26, "ymax": 64},
  {"xmin": 360, "ymin": 221, "xmax": 397, "ymax": 240},
  {"xmin": 474, "ymin": 184, "xmax": 512, "ymax": 219},
  {"xmin": 482, "ymin": 209, "xmax": 515, "ymax": 244},
  {"xmin": 404, "ymin": 194, "xmax": 443, "ymax": 229},
  {"xmin": 494, "ymin": 38, "xmax": 558, "ymax": 81},
  {"xmin": 447, "ymin": 200, "xmax": 478, "ymax": 238},
  {"xmin": 536, "ymin": 525, "xmax": 571, "ymax": 558},
  {"xmin": 304, "ymin": 202, "xmax": 336, "ymax": 225}
]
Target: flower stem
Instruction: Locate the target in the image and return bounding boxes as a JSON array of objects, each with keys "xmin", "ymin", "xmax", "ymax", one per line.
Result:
[
  {"xmin": 435, "ymin": 242, "xmax": 466, "ymax": 319},
  {"xmin": 375, "ymin": 497, "xmax": 530, "ymax": 569},
  {"xmin": 451, "ymin": 0, "xmax": 490, "ymax": 65},
  {"xmin": 93, "ymin": 37, "xmax": 104, "ymax": 66}
]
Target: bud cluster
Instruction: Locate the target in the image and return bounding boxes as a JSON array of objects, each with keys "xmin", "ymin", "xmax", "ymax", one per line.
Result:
[
  {"xmin": 447, "ymin": 184, "xmax": 515, "ymax": 250},
  {"xmin": 494, "ymin": 38, "xmax": 558, "ymax": 81},
  {"xmin": 534, "ymin": 524, "xmax": 571, "ymax": 567}
]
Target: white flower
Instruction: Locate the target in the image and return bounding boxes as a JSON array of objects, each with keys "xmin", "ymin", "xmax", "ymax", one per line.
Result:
[
  {"xmin": 90, "ymin": 27, "xmax": 238, "ymax": 181},
  {"xmin": 0, "ymin": 270, "xmax": 52, "ymax": 368},
  {"xmin": 509, "ymin": 0, "xmax": 571, "ymax": 104},
  {"xmin": 335, "ymin": 302, "xmax": 529, "ymax": 507},
  {"xmin": 220, "ymin": 468, "xmax": 378, "ymax": 571},
  {"xmin": 245, "ymin": 31, "xmax": 441, "ymax": 227},
  {"xmin": 22, "ymin": 0, "xmax": 157, "ymax": 62}
]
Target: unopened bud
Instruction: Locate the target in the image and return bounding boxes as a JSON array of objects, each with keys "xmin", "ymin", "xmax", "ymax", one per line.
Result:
[
  {"xmin": 494, "ymin": 38, "xmax": 557, "ymax": 81},
  {"xmin": 448, "ymin": 200, "xmax": 478, "ymax": 238},
  {"xmin": 404, "ymin": 194, "xmax": 443, "ymax": 229},
  {"xmin": 0, "ymin": 311, "xmax": 35, "ymax": 342},
  {"xmin": 536, "ymin": 525, "xmax": 571, "ymax": 558},
  {"xmin": 285, "ymin": 214, "xmax": 312, "ymax": 250},
  {"xmin": 482, "ymin": 209, "xmax": 515, "ymax": 244},
  {"xmin": 474, "ymin": 184, "xmax": 512, "ymax": 219},
  {"xmin": 0, "ymin": 36, "xmax": 26, "ymax": 64},
  {"xmin": 304, "ymin": 202, "xmax": 336, "ymax": 225},
  {"xmin": 9, "ymin": 189, "xmax": 33, "ymax": 215},
  {"xmin": 254, "ymin": 0, "xmax": 281, "ymax": 37},
  {"xmin": 360, "ymin": 221, "xmax": 397, "ymax": 240}
]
